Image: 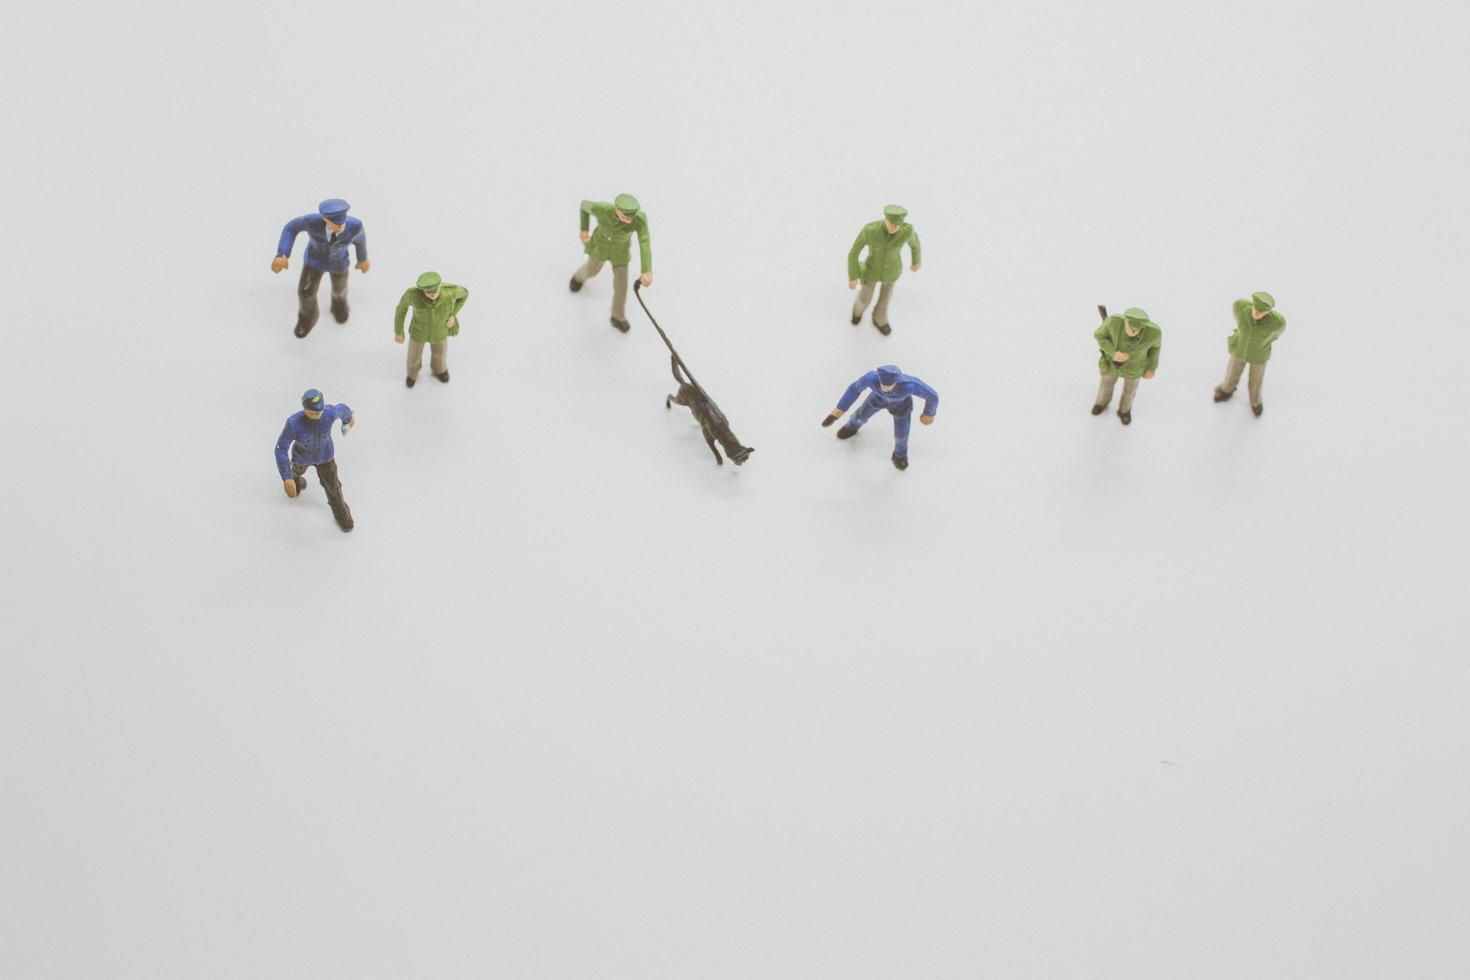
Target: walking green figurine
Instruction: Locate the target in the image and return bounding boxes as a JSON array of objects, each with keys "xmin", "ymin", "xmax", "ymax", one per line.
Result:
[
  {"xmin": 1215, "ymin": 291, "xmax": 1285, "ymax": 417},
  {"xmin": 848, "ymin": 205, "xmax": 921, "ymax": 336},
  {"xmin": 568, "ymin": 193, "xmax": 651, "ymax": 333},
  {"xmin": 395, "ymin": 272, "xmax": 469, "ymax": 388},
  {"xmin": 1091, "ymin": 306, "xmax": 1162, "ymax": 425}
]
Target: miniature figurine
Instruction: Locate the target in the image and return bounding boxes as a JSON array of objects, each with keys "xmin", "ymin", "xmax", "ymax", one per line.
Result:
[
  {"xmin": 272, "ymin": 199, "xmax": 369, "ymax": 338},
  {"xmin": 847, "ymin": 205, "xmax": 921, "ymax": 335},
  {"xmin": 275, "ymin": 389, "xmax": 355, "ymax": 532},
  {"xmin": 1091, "ymin": 305, "xmax": 1161, "ymax": 425},
  {"xmin": 822, "ymin": 364, "xmax": 938, "ymax": 470},
  {"xmin": 1214, "ymin": 291, "xmax": 1285, "ymax": 417},
  {"xmin": 568, "ymin": 194, "xmax": 652, "ymax": 333},
  {"xmin": 634, "ymin": 283, "xmax": 752, "ymax": 466},
  {"xmin": 394, "ymin": 272, "xmax": 469, "ymax": 387}
]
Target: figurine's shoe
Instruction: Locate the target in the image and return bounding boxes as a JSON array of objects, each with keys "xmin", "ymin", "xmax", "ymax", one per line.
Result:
[
  {"xmin": 851, "ymin": 313, "xmax": 861, "ymax": 325},
  {"xmin": 1213, "ymin": 386, "xmax": 1234, "ymax": 402},
  {"xmin": 569, "ymin": 275, "xmax": 584, "ymax": 293},
  {"xmin": 610, "ymin": 317, "xmax": 631, "ymax": 333},
  {"xmin": 836, "ymin": 425, "xmax": 860, "ymax": 440},
  {"xmin": 1118, "ymin": 411, "xmax": 1132, "ymax": 425},
  {"xmin": 293, "ymin": 475, "xmax": 307, "ymax": 493},
  {"xmin": 405, "ymin": 376, "xmax": 416, "ymax": 388},
  {"xmin": 333, "ymin": 507, "xmax": 355, "ymax": 532},
  {"xmin": 293, "ymin": 319, "xmax": 314, "ymax": 338},
  {"xmin": 435, "ymin": 371, "xmax": 450, "ymax": 383},
  {"xmin": 873, "ymin": 320, "xmax": 892, "ymax": 336},
  {"xmin": 729, "ymin": 446, "xmax": 753, "ymax": 465},
  {"xmin": 1252, "ymin": 402, "xmax": 1264, "ymax": 417},
  {"xmin": 1091, "ymin": 403, "xmax": 1107, "ymax": 415},
  {"xmin": 331, "ymin": 301, "xmax": 349, "ymax": 324},
  {"xmin": 891, "ymin": 453, "xmax": 909, "ymax": 471}
]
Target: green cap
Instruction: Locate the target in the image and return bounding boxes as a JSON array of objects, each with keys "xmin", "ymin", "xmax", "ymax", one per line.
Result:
[
  {"xmin": 1122, "ymin": 307, "xmax": 1150, "ymax": 323},
  {"xmin": 883, "ymin": 205, "xmax": 908, "ymax": 223},
  {"xmin": 614, "ymin": 193, "xmax": 640, "ymax": 214},
  {"xmin": 1251, "ymin": 291, "xmax": 1276, "ymax": 310},
  {"xmin": 416, "ymin": 271, "xmax": 442, "ymax": 291}
]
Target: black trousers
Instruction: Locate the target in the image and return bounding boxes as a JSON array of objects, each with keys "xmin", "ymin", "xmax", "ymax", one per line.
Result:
[
  {"xmin": 291, "ymin": 458, "xmax": 352, "ymax": 524},
  {"xmin": 297, "ymin": 266, "xmax": 350, "ymax": 330}
]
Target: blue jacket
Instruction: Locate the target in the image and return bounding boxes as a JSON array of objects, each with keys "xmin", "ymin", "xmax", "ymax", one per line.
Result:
[
  {"xmin": 275, "ymin": 404, "xmax": 353, "ymax": 480},
  {"xmin": 276, "ymin": 215, "xmax": 368, "ymax": 273},
  {"xmin": 836, "ymin": 371, "xmax": 939, "ymax": 416}
]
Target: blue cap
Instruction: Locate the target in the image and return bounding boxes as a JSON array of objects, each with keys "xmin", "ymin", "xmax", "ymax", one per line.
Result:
[
  {"xmin": 876, "ymin": 365, "xmax": 902, "ymax": 386},
  {"xmin": 318, "ymin": 198, "xmax": 350, "ymax": 222},
  {"xmin": 302, "ymin": 388, "xmax": 326, "ymax": 411}
]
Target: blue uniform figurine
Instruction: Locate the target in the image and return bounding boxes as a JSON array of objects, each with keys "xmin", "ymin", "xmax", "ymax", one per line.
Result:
[
  {"xmin": 275, "ymin": 388, "xmax": 356, "ymax": 531},
  {"xmin": 272, "ymin": 198, "xmax": 369, "ymax": 338},
  {"xmin": 822, "ymin": 365, "xmax": 939, "ymax": 470}
]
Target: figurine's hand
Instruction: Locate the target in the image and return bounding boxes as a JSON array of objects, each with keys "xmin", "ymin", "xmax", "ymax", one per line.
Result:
[
  {"xmin": 343, "ymin": 418, "xmax": 356, "ymax": 433},
  {"xmin": 271, "ymin": 256, "xmax": 288, "ymax": 273},
  {"xmin": 640, "ymin": 272, "xmax": 653, "ymax": 287},
  {"xmin": 911, "ymin": 263, "xmax": 921, "ymax": 272},
  {"xmin": 848, "ymin": 280, "xmax": 858, "ymax": 290},
  {"xmin": 1112, "ymin": 351, "xmax": 1130, "ymax": 363},
  {"xmin": 1143, "ymin": 370, "xmax": 1155, "ymax": 380},
  {"xmin": 446, "ymin": 315, "xmax": 456, "ymax": 329},
  {"xmin": 394, "ymin": 334, "xmax": 405, "ymax": 345},
  {"xmin": 356, "ymin": 260, "xmax": 370, "ymax": 273},
  {"xmin": 579, "ymin": 230, "xmax": 591, "ymax": 244},
  {"xmin": 283, "ymin": 479, "xmax": 298, "ymax": 497},
  {"xmin": 920, "ymin": 415, "xmax": 935, "ymax": 425}
]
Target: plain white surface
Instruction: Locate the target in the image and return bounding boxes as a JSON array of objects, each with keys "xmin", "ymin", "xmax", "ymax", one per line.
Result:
[{"xmin": 3, "ymin": 1, "xmax": 1468, "ymax": 977}]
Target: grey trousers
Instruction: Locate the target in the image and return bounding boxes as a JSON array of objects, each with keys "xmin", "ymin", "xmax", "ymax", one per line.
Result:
[
  {"xmin": 407, "ymin": 339, "xmax": 448, "ymax": 378},
  {"xmin": 297, "ymin": 265, "xmax": 349, "ymax": 329},
  {"xmin": 1095, "ymin": 371, "xmax": 1140, "ymax": 412},
  {"xmin": 852, "ymin": 280, "xmax": 894, "ymax": 325},
  {"xmin": 574, "ymin": 257, "xmax": 630, "ymax": 321},
  {"xmin": 1221, "ymin": 355, "xmax": 1266, "ymax": 405}
]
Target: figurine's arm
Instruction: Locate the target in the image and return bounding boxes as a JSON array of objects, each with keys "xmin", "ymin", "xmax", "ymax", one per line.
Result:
[
  {"xmin": 451, "ymin": 285, "xmax": 469, "ymax": 316},
  {"xmin": 274, "ymin": 423, "xmax": 295, "ymax": 481},
  {"xmin": 334, "ymin": 404, "xmax": 355, "ymax": 432},
  {"xmin": 835, "ymin": 374, "xmax": 873, "ymax": 413},
  {"xmin": 847, "ymin": 230, "xmax": 867, "ymax": 282},
  {"xmin": 908, "ymin": 228, "xmax": 922, "ymax": 268},
  {"xmin": 1094, "ymin": 321, "xmax": 1117, "ymax": 359},
  {"xmin": 393, "ymin": 292, "xmax": 412, "ymax": 337},
  {"xmin": 912, "ymin": 381, "xmax": 939, "ymax": 418},
  {"xmin": 1267, "ymin": 316, "xmax": 1286, "ymax": 345},
  {"xmin": 579, "ymin": 200, "xmax": 599, "ymax": 232},
  {"xmin": 276, "ymin": 216, "xmax": 307, "ymax": 258},
  {"xmin": 352, "ymin": 225, "xmax": 368, "ymax": 264},
  {"xmin": 1144, "ymin": 334, "xmax": 1161, "ymax": 374},
  {"xmin": 635, "ymin": 217, "xmax": 652, "ymax": 273}
]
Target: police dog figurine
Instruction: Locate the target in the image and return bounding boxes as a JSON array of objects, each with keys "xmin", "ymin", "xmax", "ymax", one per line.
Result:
[{"xmin": 665, "ymin": 356, "xmax": 752, "ymax": 466}]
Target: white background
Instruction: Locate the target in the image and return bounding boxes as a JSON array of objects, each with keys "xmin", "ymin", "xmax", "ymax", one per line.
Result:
[{"xmin": 3, "ymin": 1, "xmax": 1468, "ymax": 977}]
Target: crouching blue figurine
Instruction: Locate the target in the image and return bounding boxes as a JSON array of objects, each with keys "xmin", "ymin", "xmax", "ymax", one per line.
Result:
[
  {"xmin": 275, "ymin": 388, "xmax": 356, "ymax": 531},
  {"xmin": 821, "ymin": 364, "xmax": 938, "ymax": 470}
]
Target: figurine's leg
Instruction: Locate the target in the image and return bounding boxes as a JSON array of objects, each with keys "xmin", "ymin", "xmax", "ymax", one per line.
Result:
[
  {"xmin": 430, "ymin": 341, "xmax": 449, "ymax": 378},
  {"xmin": 1118, "ymin": 377, "xmax": 1139, "ymax": 414},
  {"xmin": 873, "ymin": 282, "xmax": 894, "ymax": 327},
  {"xmin": 1218, "ymin": 355, "xmax": 1245, "ymax": 397},
  {"xmin": 329, "ymin": 270, "xmax": 350, "ymax": 322},
  {"xmin": 295, "ymin": 265, "xmax": 324, "ymax": 335},
  {"xmin": 406, "ymin": 338, "xmax": 425, "ymax": 381},
  {"xmin": 574, "ymin": 255, "xmax": 604, "ymax": 286},
  {"xmin": 891, "ymin": 402, "xmax": 913, "ymax": 459},
  {"xmin": 1247, "ymin": 362, "xmax": 1266, "ymax": 409},
  {"xmin": 316, "ymin": 460, "xmax": 353, "ymax": 531},
  {"xmin": 848, "ymin": 395, "xmax": 883, "ymax": 430},
  {"xmin": 702, "ymin": 428, "xmax": 724, "ymax": 464},
  {"xmin": 1094, "ymin": 370, "xmax": 1119, "ymax": 409},
  {"xmin": 290, "ymin": 463, "xmax": 308, "ymax": 493},
  {"xmin": 610, "ymin": 264, "xmax": 630, "ymax": 322},
  {"xmin": 851, "ymin": 281, "xmax": 876, "ymax": 320}
]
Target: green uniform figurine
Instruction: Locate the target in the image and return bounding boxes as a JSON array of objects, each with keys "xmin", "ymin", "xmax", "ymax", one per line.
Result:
[
  {"xmin": 395, "ymin": 272, "xmax": 469, "ymax": 388},
  {"xmin": 1091, "ymin": 307, "xmax": 1162, "ymax": 425},
  {"xmin": 848, "ymin": 205, "xmax": 921, "ymax": 336},
  {"xmin": 1215, "ymin": 291, "xmax": 1285, "ymax": 417},
  {"xmin": 569, "ymin": 193, "xmax": 652, "ymax": 333}
]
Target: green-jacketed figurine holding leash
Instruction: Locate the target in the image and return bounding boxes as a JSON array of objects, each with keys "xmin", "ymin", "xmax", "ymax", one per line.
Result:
[
  {"xmin": 395, "ymin": 272, "xmax": 469, "ymax": 388},
  {"xmin": 1092, "ymin": 305, "xmax": 1162, "ymax": 425},
  {"xmin": 569, "ymin": 193, "xmax": 652, "ymax": 333},
  {"xmin": 848, "ymin": 205, "xmax": 921, "ymax": 335},
  {"xmin": 1215, "ymin": 292, "xmax": 1286, "ymax": 417}
]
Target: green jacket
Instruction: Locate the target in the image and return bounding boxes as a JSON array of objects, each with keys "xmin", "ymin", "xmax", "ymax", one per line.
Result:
[
  {"xmin": 394, "ymin": 284, "xmax": 469, "ymax": 343},
  {"xmin": 1095, "ymin": 315, "xmax": 1162, "ymax": 379},
  {"xmin": 1227, "ymin": 300, "xmax": 1286, "ymax": 364},
  {"xmin": 580, "ymin": 200, "xmax": 651, "ymax": 270},
  {"xmin": 848, "ymin": 221, "xmax": 921, "ymax": 284}
]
